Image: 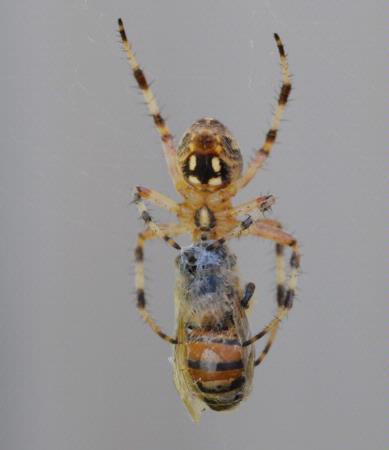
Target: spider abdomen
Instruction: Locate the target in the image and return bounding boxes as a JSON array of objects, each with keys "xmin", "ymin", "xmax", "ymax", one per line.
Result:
[{"xmin": 177, "ymin": 118, "xmax": 243, "ymax": 191}]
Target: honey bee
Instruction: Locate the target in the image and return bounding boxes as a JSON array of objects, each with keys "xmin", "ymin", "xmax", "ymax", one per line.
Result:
[
  {"xmin": 118, "ymin": 18, "xmax": 301, "ymax": 421},
  {"xmin": 173, "ymin": 241, "xmax": 256, "ymax": 421}
]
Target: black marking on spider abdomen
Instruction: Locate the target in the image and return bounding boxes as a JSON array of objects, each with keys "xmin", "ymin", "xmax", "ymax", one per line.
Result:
[
  {"xmin": 221, "ymin": 136, "xmax": 242, "ymax": 161},
  {"xmin": 183, "ymin": 154, "xmax": 230, "ymax": 184}
]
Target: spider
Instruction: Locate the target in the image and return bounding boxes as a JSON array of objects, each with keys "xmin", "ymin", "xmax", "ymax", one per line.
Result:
[{"xmin": 118, "ymin": 17, "xmax": 300, "ymax": 385}]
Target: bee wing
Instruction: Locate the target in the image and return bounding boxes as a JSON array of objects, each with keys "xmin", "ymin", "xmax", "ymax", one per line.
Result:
[{"xmin": 173, "ymin": 315, "xmax": 206, "ymax": 423}]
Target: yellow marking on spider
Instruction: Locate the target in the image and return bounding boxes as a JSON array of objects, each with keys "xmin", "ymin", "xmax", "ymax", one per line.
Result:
[
  {"xmin": 208, "ymin": 177, "xmax": 222, "ymax": 186},
  {"xmin": 211, "ymin": 157, "xmax": 221, "ymax": 172},
  {"xmin": 189, "ymin": 155, "xmax": 197, "ymax": 171},
  {"xmin": 189, "ymin": 175, "xmax": 201, "ymax": 184},
  {"xmin": 198, "ymin": 207, "xmax": 211, "ymax": 228}
]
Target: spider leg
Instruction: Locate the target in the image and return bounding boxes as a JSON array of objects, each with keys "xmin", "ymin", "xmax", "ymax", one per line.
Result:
[
  {"xmin": 228, "ymin": 194, "xmax": 276, "ymax": 217},
  {"xmin": 118, "ymin": 18, "xmax": 181, "ymax": 187},
  {"xmin": 133, "ymin": 190, "xmax": 182, "ymax": 250},
  {"xmin": 248, "ymin": 220, "xmax": 300, "ymax": 315},
  {"xmin": 135, "ymin": 223, "xmax": 186, "ymax": 344},
  {"xmin": 241, "ymin": 221, "xmax": 301, "ymax": 366},
  {"xmin": 255, "ymin": 218, "xmax": 283, "ymax": 228},
  {"xmin": 135, "ymin": 186, "xmax": 179, "ymax": 214},
  {"xmin": 207, "ymin": 195, "xmax": 275, "ymax": 249},
  {"xmin": 236, "ymin": 33, "xmax": 291, "ymax": 191}
]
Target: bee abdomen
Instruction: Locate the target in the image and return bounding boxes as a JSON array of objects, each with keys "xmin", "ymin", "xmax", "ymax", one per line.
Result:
[
  {"xmin": 196, "ymin": 375, "xmax": 246, "ymax": 394},
  {"xmin": 186, "ymin": 334, "xmax": 247, "ymax": 410},
  {"xmin": 203, "ymin": 392, "xmax": 244, "ymax": 411},
  {"xmin": 197, "ymin": 375, "xmax": 246, "ymax": 411}
]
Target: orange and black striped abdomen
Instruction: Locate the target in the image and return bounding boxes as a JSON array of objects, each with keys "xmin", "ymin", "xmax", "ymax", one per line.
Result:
[{"xmin": 186, "ymin": 333, "xmax": 248, "ymax": 411}]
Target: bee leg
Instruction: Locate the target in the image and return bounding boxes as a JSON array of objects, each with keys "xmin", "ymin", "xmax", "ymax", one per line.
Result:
[{"xmin": 240, "ymin": 282, "xmax": 255, "ymax": 309}]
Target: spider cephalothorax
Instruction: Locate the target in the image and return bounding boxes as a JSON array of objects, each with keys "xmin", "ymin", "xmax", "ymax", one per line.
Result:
[{"xmin": 177, "ymin": 118, "xmax": 243, "ymax": 191}]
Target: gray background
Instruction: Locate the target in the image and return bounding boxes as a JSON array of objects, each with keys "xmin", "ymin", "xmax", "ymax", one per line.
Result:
[{"xmin": 1, "ymin": 1, "xmax": 387, "ymax": 449}]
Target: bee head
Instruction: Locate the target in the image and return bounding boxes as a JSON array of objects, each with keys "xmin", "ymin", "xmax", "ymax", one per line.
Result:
[{"xmin": 177, "ymin": 118, "xmax": 243, "ymax": 191}]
